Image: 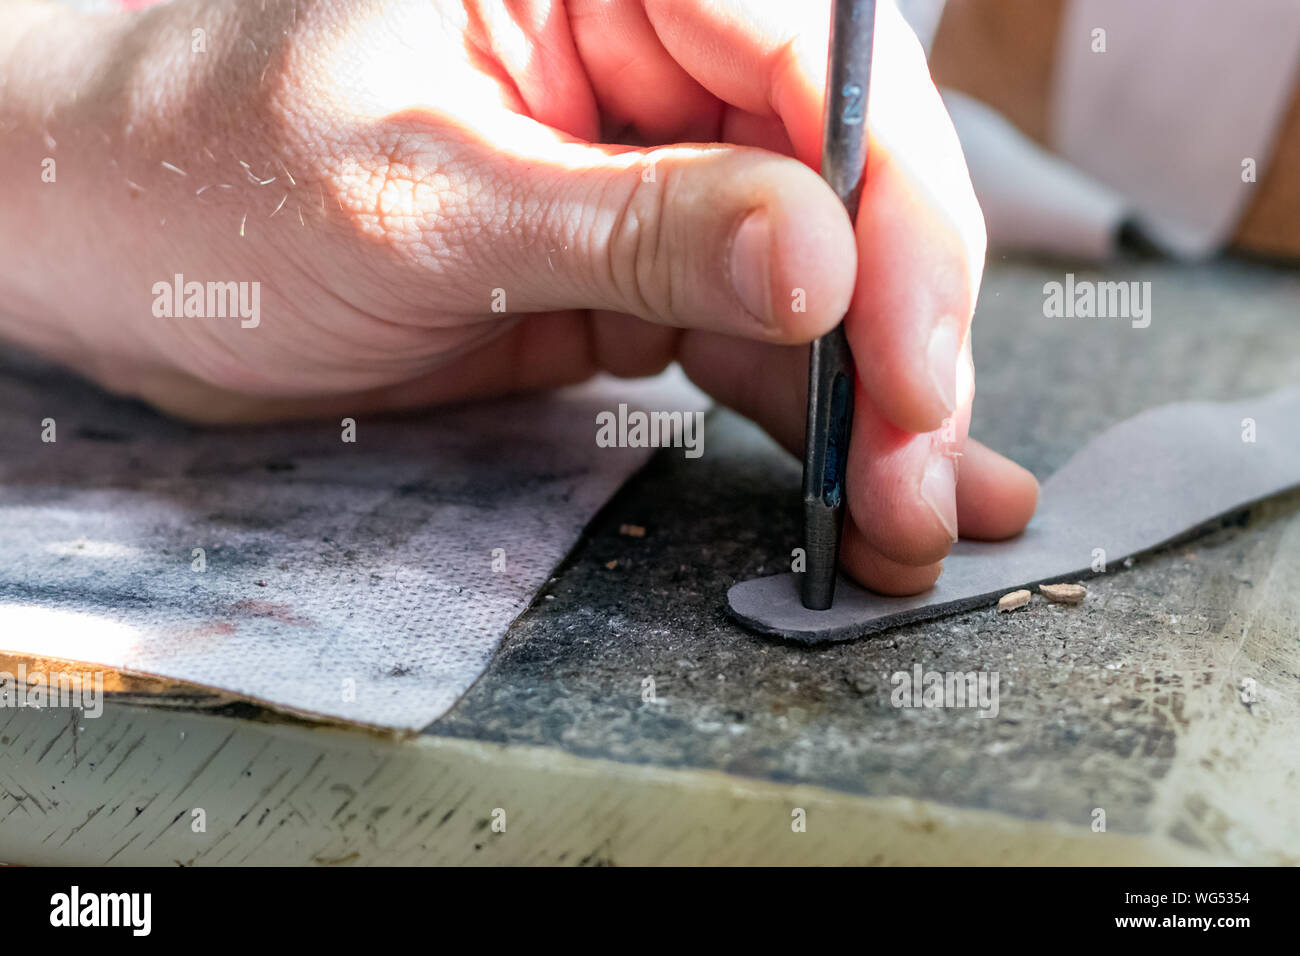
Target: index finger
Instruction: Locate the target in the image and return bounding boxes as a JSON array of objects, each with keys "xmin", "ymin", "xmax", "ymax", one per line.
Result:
[{"xmin": 642, "ymin": 0, "xmax": 986, "ymax": 433}]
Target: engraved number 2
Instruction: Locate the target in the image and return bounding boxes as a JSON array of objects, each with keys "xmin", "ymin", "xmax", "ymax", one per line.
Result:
[{"xmin": 841, "ymin": 83, "xmax": 864, "ymax": 125}]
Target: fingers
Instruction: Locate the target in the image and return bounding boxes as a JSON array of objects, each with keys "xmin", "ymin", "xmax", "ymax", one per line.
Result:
[
  {"xmin": 842, "ymin": 379, "xmax": 966, "ymax": 569},
  {"xmin": 676, "ymin": 331, "xmax": 808, "ymax": 451},
  {"xmin": 836, "ymin": 436, "xmax": 1038, "ymax": 594},
  {"xmin": 845, "ymin": 3, "xmax": 986, "ymax": 434},
  {"xmin": 567, "ymin": 0, "xmax": 720, "ymax": 143},
  {"xmin": 633, "ymin": 0, "xmax": 986, "ymax": 434},
  {"xmin": 839, "ymin": 427, "xmax": 1036, "ymax": 595},
  {"xmin": 683, "ymin": 330, "xmax": 973, "ymax": 569},
  {"xmin": 840, "ymin": 528, "xmax": 943, "ymax": 596},
  {"xmin": 636, "ymin": 0, "xmax": 833, "ymax": 167},
  {"xmin": 355, "ymin": 0, "xmax": 978, "ymax": 397},
  {"xmin": 441, "ymin": 111, "xmax": 858, "ymax": 343},
  {"xmin": 678, "ymin": 328, "xmax": 1034, "ymax": 595},
  {"xmin": 460, "ymin": 0, "xmax": 602, "ymax": 141},
  {"xmin": 954, "ymin": 438, "xmax": 1040, "ymax": 540}
]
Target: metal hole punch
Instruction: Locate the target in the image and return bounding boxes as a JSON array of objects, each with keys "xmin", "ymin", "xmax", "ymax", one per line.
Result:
[{"xmin": 800, "ymin": 0, "xmax": 877, "ymax": 611}]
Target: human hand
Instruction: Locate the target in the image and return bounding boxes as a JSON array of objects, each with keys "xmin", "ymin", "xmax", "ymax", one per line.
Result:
[{"xmin": 0, "ymin": 0, "xmax": 1037, "ymax": 594}]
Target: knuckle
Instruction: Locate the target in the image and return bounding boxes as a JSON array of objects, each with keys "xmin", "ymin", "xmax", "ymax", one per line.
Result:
[
  {"xmin": 598, "ymin": 166, "xmax": 679, "ymax": 322},
  {"xmin": 317, "ymin": 127, "xmax": 492, "ymax": 311},
  {"xmin": 335, "ymin": 131, "xmax": 476, "ymax": 263}
]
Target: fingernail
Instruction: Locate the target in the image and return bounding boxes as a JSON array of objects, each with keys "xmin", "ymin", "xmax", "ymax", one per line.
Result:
[
  {"xmin": 920, "ymin": 452, "xmax": 958, "ymax": 543},
  {"xmin": 926, "ymin": 321, "xmax": 960, "ymax": 415},
  {"xmin": 731, "ymin": 210, "xmax": 773, "ymax": 327}
]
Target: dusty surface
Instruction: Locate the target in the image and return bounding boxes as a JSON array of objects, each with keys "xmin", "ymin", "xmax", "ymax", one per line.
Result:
[
  {"xmin": 431, "ymin": 257, "xmax": 1300, "ymax": 863},
  {"xmin": 3, "ymin": 256, "xmax": 1297, "ymax": 865}
]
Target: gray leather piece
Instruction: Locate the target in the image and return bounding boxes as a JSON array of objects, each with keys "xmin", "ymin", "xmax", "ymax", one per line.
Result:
[{"xmin": 728, "ymin": 388, "xmax": 1300, "ymax": 643}]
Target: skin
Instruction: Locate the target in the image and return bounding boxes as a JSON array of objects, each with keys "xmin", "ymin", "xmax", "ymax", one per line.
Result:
[{"xmin": 0, "ymin": 0, "xmax": 1038, "ymax": 595}]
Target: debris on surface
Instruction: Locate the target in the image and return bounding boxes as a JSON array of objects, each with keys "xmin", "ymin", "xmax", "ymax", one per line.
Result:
[
  {"xmin": 605, "ymin": 560, "xmax": 618, "ymax": 570},
  {"xmin": 619, "ymin": 524, "xmax": 646, "ymax": 538},
  {"xmin": 1039, "ymin": 582, "xmax": 1087, "ymax": 605},
  {"xmin": 997, "ymin": 589, "xmax": 1032, "ymax": 612}
]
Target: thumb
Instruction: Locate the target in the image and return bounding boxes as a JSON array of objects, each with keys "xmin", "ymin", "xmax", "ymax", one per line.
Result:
[{"xmin": 468, "ymin": 118, "xmax": 858, "ymax": 343}]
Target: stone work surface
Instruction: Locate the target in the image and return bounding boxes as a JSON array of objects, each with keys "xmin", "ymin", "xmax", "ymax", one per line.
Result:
[{"xmin": 431, "ymin": 258, "xmax": 1300, "ymax": 864}]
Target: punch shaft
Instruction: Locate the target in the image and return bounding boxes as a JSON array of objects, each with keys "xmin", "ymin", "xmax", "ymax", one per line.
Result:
[{"xmin": 801, "ymin": 0, "xmax": 876, "ymax": 610}]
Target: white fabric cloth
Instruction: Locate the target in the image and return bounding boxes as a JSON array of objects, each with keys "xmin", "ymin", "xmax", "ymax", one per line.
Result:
[{"xmin": 0, "ymin": 356, "xmax": 708, "ymax": 731}]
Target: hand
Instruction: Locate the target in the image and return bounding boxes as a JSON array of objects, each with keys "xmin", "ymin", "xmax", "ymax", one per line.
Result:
[{"xmin": 0, "ymin": 0, "xmax": 1037, "ymax": 594}]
